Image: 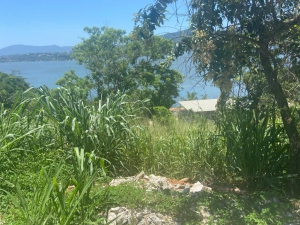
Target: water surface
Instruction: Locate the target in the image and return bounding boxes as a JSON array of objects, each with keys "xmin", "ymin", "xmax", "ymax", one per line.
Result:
[{"xmin": 0, "ymin": 60, "xmax": 220, "ymax": 99}]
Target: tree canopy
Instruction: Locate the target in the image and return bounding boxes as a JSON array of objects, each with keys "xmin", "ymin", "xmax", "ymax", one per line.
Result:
[
  {"xmin": 55, "ymin": 70, "xmax": 93, "ymax": 100},
  {"xmin": 135, "ymin": 0, "xmax": 300, "ymax": 195},
  {"xmin": 72, "ymin": 26, "xmax": 183, "ymax": 108},
  {"xmin": 0, "ymin": 71, "xmax": 30, "ymax": 108}
]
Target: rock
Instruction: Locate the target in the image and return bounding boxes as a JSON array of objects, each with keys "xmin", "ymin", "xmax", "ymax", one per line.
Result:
[
  {"xmin": 148, "ymin": 175, "xmax": 171, "ymax": 190},
  {"xmin": 109, "ymin": 177, "xmax": 135, "ymax": 186},
  {"xmin": 135, "ymin": 171, "xmax": 145, "ymax": 181},
  {"xmin": 190, "ymin": 181, "xmax": 204, "ymax": 193},
  {"xmin": 105, "ymin": 172, "xmax": 214, "ymax": 224},
  {"xmin": 143, "ymin": 175, "xmax": 150, "ymax": 181},
  {"xmin": 108, "ymin": 172, "xmax": 212, "ymax": 194},
  {"xmin": 106, "ymin": 207, "xmax": 177, "ymax": 225}
]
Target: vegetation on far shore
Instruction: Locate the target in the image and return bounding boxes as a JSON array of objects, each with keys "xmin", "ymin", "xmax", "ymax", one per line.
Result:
[{"xmin": 0, "ymin": 52, "xmax": 72, "ymax": 63}]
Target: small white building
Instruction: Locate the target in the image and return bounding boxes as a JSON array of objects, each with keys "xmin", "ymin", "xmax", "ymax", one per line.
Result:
[
  {"xmin": 179, "ymin": 99, "xmax": 218, "ymax": 112},
  {"xmin": 178, "ymin": 99, "xmax": 218, "ymax": 118}
]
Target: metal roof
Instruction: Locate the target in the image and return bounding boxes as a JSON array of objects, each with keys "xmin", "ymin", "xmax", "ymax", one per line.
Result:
[{"xmin": 179, "ymin": 99, "xmax": 218, "ymax": 112}]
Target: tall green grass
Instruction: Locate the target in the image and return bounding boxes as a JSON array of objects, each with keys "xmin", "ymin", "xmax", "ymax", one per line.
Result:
[
  {"xmin": 132, "ymin": 115, "xmax": 227, "ymax": 184},
  {"xmin": 0, "ymin": 87, "xmax": 145, "ymax": 222},
  {"xmin": 217, "ymin": 103, "xmax": 290, "ymax": 190},
  {"xmin": 3, "ymin": 148, "xmax": 107, "ymax": 225},
  {"xmin": 34, "ymin": 86, "xmax": 144, "ymax": 174},
  {"xmin": 0, "ymin": 87, "xmax": 294, "ymax": 223},
  {"xmin": 0, "ymin": 92, "xmax": 54, "ymax": 209}
]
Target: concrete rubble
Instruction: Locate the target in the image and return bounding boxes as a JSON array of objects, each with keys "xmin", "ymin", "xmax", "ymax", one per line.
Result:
[
  {"xmin": 109, "ymin": 171, "xmax": 212, "ymax": 193},
  {"xmin": 107, "ymin": 207, "xmax": 178, "ymax": 225},
  {"xmin": 106, "ymin": 171, "xmax": 212, "ymax": 225}
]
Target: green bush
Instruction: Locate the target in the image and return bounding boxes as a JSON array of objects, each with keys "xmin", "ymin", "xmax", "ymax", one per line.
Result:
[
  {"xmin": 152, "ymin": 106, "xmax": 175, "ymax": 126},
  {"xmin": 0, "ymin": 72, "xmax": 30, "ymax": 109}
]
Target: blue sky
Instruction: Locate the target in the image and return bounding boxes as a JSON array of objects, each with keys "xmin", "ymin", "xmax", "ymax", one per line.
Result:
[{"xmin": 0, "ymin": 0, "xmax": 188, "ymax": 49}]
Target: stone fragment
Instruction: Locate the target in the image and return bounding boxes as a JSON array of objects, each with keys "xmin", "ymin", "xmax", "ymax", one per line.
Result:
[
  {"xmin": 104, "ymin": 173, "xmax": 216, "ymax": 224},
  {"xmin": 143, "ymin": 175, "xmax": 149, "ymax": 181},
  {"xmin": 107, "ymin": 207, "xmax": 177, "ymax": 225},
  {"xmin": 154, "ymin": 177, "xmax": 170, "ymax": 189},
  {"xmin": 135, "ymin": 171, "xmax": 145, "ymax": 181},
  {"xmin": 107, "ymin": 207, "xmax": 130, "ymax": 225},
  {"xmin": 109, "ymin": 177, "xmax": 135, "ymax": 186},
  {"xmin": 190, "ymin": 181, "xmax": 204, "ymax": 193}
]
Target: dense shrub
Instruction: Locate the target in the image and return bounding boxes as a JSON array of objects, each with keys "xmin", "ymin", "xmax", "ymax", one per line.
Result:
[
  {"xmin": 0, "ymin": 72, "xmax": 30, "ymax": 108},
  {"xmin": 152, "ymin": 106, "xmax": 175, "ymax": 126}
]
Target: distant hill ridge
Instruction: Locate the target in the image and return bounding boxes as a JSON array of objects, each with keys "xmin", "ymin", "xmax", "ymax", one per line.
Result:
[
  {"xmin": 0, "ymin": 44, "xmax": 73, "ymax": 56},
  {"xmin": 161, "ymin": 29, "xmax": 191, "ymax": 42},
  {"xmin": 0, "ymin": 30, "xmax": 191, "ymax": 56}
]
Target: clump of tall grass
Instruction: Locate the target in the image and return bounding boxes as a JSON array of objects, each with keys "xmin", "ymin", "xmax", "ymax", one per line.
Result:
[
  {"xmin": 34, "ymin": 86, "xmax": 144, "ymax": 175},
  {"xmin": 217, "ymin": 102, "xmax": 290, "ymax": 190},
  {"xmin": 0, "ymin": 91, "xmax": 55, "ymax": 195},
  {"xmin": 0, "ymin": 86, "xmax": 145, "ymax": 220},
  {"xmin": 133, "ymin": 115, "xmax": 226, "ymax": 184},
  {"xmin": 2, "ymin": 148, "xmax": 107, "ymax": 225}
]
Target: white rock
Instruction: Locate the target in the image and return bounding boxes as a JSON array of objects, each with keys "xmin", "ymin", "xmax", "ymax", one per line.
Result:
[
  {"xmin": 109, "ymin": 177, "xmax": 135, "ymax": 186},
  {"xmin": 190, "ymin": 181, "xmax": 204, "ymax": 193},
  {"xmin": 107, "ymin": 207, "xmax": 130, "ymax": 225},
  {"xmin": 143, "ymin": 175, "xmax": 150, "ymax": 180},
  {"xmin": 107, "ymin": 207, "xmax": 177, "ymax": 225},
  {"xmin": 135, "ymin": 171, "xmax": 145, "ymax": 180}
]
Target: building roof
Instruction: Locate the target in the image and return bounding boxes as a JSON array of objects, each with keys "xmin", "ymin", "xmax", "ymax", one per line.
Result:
[{"xmin": 179, "ymin": 99, "xmax": 218, "ymax": 112}]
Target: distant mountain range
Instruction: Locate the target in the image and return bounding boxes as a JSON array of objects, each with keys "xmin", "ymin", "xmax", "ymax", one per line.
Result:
[
  {"xmin": 0, "ymin": 30, "xmax": 191, "ymax": 56},
  {"xmin": 0, "ymin": 45, "xmax": 73, "ymax": 56},
  {"xmin": 161, "ymin": 29, "xmax": 191, "ymax": 42}
]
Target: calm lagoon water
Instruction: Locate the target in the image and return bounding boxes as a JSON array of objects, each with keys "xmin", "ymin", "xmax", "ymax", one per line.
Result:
[
  {"xmin": 0, "ymin": 61, "xmax": 90, "ymax": 89},
  {"xmin": 0, "ymin": 60, "xmax": 220, "ymax": 100}
]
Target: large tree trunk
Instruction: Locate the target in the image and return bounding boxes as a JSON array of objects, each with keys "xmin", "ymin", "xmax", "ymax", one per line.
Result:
[{"xmin": 259, "ymin": 44, "xmax": 300, "ymax": 196}]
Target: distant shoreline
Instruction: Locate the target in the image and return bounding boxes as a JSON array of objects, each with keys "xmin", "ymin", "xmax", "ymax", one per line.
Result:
[{"xmin": 0, "ymin": 52, "xmax": 72, "ymax": 63}]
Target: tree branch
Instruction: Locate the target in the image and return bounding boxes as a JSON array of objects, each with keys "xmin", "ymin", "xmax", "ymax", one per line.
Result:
[
  {"xmin": 215, "ymin": 31, "xmax": 260, "ymax": 46},
  {"xmin": 284, "ymin": 14, "xmax": 300, "ymax": 25}
]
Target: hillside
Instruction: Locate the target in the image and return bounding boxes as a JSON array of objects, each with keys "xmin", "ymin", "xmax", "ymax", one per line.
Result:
[
  {"xmin": 0, "ymin": 30, "xmax": 191, "ymax": 56},
  {"xmin": 0, "ymin": 44, "xmax": 73, "ymax": 56},
  {"xmin": 161, "ymin": 29, "xmax": 191, "ymax": 42}
]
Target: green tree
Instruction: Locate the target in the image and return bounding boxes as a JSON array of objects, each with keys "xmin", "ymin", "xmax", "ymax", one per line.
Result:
[
  {"xmin": 136, "ymin": 0, "xmax": 300, "ymax": 195},
  {"xmin": 181, "ymin": 91, "xmax": 198, "ymax": 101},
  {"xmin": 72, "ymin": 26, "xmax": 183, "ymax": 108},
  {"xmin": 0, "ymin": 72, "xmax": 30, "ymax": 108},
  {"xmin": 55, "ymin": 70, "xmax": 93, "ymax": 100},
  {"xmin": 72, "ymin": 27, "xmax": 134, "ymax": 100},
  {"xmin": 130, "ymin": 61, "xmax": 183, "ymax": 108}
]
